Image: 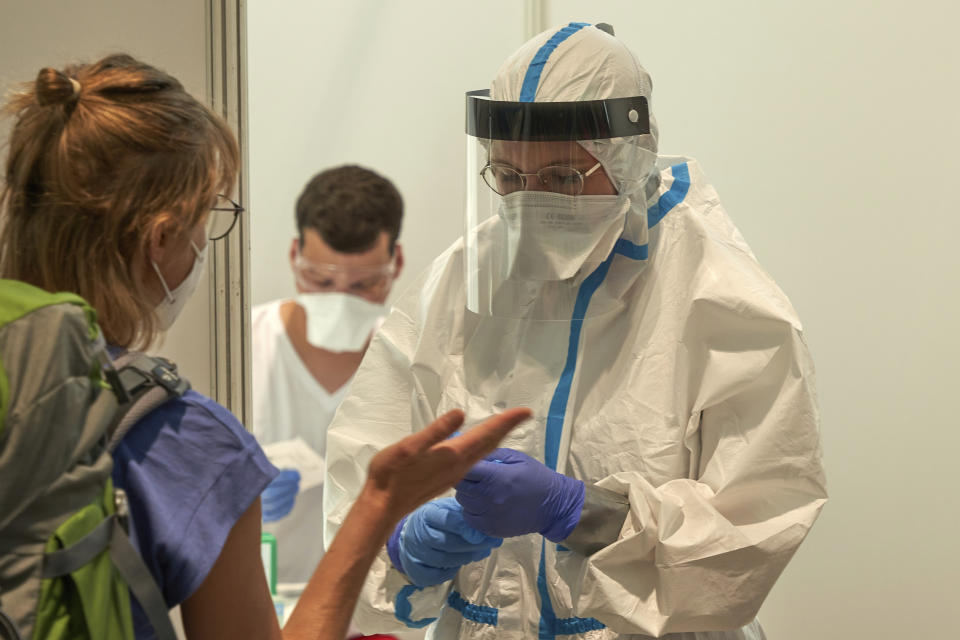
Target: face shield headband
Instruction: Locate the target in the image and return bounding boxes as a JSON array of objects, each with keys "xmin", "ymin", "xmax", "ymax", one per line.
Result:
[{"xmin": 465, "ymin": 89, "xmax": 650, "ymax": 142}]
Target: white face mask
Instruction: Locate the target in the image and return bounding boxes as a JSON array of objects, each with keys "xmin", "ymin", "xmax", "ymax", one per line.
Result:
[
  {"xmin": 296, "ymin": 292, "xmax": 386, "ymax": 353},
  {"xmin": 151, "ymin": 240, "xmax": 207, "ymax": 330},
  {"xmin": 498, "ymin": 191, "xmax": 630, "ymax": 281}
]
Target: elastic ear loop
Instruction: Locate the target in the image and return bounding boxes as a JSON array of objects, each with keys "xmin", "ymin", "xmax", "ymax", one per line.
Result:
[
  {"xmin": 150, "ymin": 261, "xmax": 175, "ymax": 303},
  {"xmin": 150, "ymin": 241, "xmax": 202, "ymax": 303}
]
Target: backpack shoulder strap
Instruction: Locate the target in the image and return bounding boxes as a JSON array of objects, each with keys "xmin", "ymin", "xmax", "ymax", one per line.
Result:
[
  {"xmin": 98, "ymin": 351, "xmax": 190, "ymax": 640},
  {"xmin": 39, "ymin": 514, "xmax": 178, "ymax": 640},
  {"xmin": 107, "ymin": 352, "xmax": 191, "ymax": 452},
  {"xmin": 107, "ymin": 517, "xmax": 178, "ymax": 640}
]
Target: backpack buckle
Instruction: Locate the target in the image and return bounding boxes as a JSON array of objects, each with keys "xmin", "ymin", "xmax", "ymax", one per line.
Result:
[
  {"xmin": 149, "ymin": 360, "xmax": 182, "ymax": 394},
  {"xmin": 114, "ymin": 488, "xmax": 130, "ymax": 533}
]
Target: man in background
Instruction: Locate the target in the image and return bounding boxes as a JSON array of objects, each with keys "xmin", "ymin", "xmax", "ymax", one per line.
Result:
[{"xmin": 252, "ymin": 164, "xmax": 404, "ymax": 584}]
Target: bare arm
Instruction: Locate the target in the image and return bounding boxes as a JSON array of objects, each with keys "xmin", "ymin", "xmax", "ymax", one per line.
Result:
[
  {"xmin": 179, "ymin": 497, "xmax": 281, "ymax": 640},
  {"xmin": 180, "ymin": 408, "xmax": 531, "ymax": 640},
  {"xmin": 281, "ymin": 488, "xmax": 391, "ymax": 640}
]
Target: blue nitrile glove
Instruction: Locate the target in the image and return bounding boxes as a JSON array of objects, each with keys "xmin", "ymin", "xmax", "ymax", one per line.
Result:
[
  {"xmin": 455, "ymin": 448, "xmax": 585, "ymax": 541},
  {"xmin": 386, "ymin": 498, "xmax": 502, "ymax": 587},
  {"xmin": 261, "ymin": 468, "xmax": 300, "ymax": 523}
]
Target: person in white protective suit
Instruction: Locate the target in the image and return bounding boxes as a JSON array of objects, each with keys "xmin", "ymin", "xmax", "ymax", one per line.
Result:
[{"xmin": 324, "ymin": 21, "xmax": 827, "ymax": 640}]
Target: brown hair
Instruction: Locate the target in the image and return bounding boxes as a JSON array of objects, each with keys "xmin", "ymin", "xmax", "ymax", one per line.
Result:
[
  {"xmin": 295, "ymin": 165, "xmax": 403, "ymax": 254},
  {"xmin": 0, "ymin": 54, "xmax": 238, "ymax": 348}
]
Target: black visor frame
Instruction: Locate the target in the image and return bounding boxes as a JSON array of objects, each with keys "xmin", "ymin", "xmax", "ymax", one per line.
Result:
[{"xmin": 465, "ymin": 89, "xmax": 650, "ymax": 142}]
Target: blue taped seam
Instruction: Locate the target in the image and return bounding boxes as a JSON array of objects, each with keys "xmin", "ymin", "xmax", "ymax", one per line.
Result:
[
  {"xmin": 394, "ymin": 585, "xmax": 437, "ymax": 629},
  {"xmin": 613, "ymin": 238, "xmax": 649, "ymax": 260},
  {"xmin": 536, "ymin": 540, "xmax": 606, "ymax": 638},
  {"xmin": 537, "ymin": 162, "xmax": 692, "ymax": 637},
  {"xmin": 543, "ymin": 253, "xmax": 613, "ymax": 471},
  {"xmin": 556, "ymin": 616, "xmax": 607, "ymax": 635},
  {"xmin": 447, "ymin": 590, "xmax": 498, "ymax": 627},
  {"xmin": 540, "ymin": 256, "xmax": 615, "ymax": 636},
  {"xmin": 519, "ymin": 22, "xmax": 591, "ymax": 102},
  {"xmin": 647, "ymin": 163, "xmax": 691, "ymax": 228}
]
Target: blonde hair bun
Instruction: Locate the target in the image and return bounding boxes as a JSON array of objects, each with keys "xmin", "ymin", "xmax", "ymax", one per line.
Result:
[{"xmin": 35, "ymin": 67, "xmax": 81, "ymax": 106}]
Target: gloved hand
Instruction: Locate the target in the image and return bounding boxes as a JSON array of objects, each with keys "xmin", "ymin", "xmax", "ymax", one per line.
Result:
[
  {"xmin": 386, "ymin": 498, "xmax": 502, "ymax": 587},
  {"xmin": 455, "ymin": 448, "xmax": 585, "ymax": 541},
  {"xmin": 261, "ymin": 468, "xmax": 300, "ymax": 523}
]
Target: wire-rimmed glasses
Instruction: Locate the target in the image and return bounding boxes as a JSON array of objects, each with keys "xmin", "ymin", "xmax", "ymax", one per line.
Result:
[
  {"xmin": 480, "ymin": 161, "xmax": 602, "ymax": 196},
  {"xmin": 207, "ymin": 194, "xmax": 245, "ymax": 240}
]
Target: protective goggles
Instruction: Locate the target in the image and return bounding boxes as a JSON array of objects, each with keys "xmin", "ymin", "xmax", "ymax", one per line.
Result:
[{"xmin": 293, "ymin": 253, "xmax": 397, "ymax": 298}]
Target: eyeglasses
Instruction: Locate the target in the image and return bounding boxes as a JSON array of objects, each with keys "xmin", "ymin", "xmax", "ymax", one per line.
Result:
[
  {"xmin": 207, "ymin": 194, "xmax": 245, "ymax": 240},
  {"xmin": 480, "ymin": 161, "xmax": 603, "ymax": 196},
  {"xmin": 293, "ymin": 254, "xmax": 397, "ymax": 298}
]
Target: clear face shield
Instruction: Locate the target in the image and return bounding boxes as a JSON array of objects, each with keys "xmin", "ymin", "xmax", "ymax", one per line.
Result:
[{"xmin": 464, "ymin": 90, "xmax": 651, "ymax": 319}]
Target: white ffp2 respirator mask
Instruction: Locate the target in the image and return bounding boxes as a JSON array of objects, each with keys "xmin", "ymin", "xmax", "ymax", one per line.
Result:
[
  {"xmin": 498, "ymin": 191, "xmax": 630, "ymax": 281},
  {"xmin": 152, "ymin": 240, "xmax": 207, "ymax": 330},
  {"xmin": 296, "ymin": 292, "xmax": 386, "ymax": 353}
]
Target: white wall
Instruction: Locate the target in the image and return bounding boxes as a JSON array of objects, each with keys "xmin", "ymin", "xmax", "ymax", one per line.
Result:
[
  {"xmin": 0, "ymin": 0, "xmax": 215, "ymax": 396},
  {"xmin": 246, "ymin": 2, "xmax": 959, "ymax": 638},
  {"xmin": 246, "ymin": 0, "xmax": 526, "ymax": 306}
]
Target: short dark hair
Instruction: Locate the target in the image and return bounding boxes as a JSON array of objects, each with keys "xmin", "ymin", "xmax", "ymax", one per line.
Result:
[{"xmin": 295, "ymin": 165, "xmax": 403, "ymax": 253}]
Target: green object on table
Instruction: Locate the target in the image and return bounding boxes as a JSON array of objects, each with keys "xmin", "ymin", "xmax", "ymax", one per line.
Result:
[{"xmin": 261, "ymin": 532, "xmax": 278, "ymax": 595}]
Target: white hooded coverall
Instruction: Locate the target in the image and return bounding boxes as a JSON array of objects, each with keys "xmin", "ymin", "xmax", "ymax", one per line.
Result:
[{"xmin": 324, "ymin": 23, "xmax": 827, "ymax": 640}]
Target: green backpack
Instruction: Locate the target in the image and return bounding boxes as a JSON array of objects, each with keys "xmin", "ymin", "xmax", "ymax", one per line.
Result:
[{"xmin": 0, "ymin": 279, "xmax": 185, "ymax": 640}]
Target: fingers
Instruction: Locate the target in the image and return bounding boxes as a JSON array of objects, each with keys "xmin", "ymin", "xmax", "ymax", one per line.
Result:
[
  {"xmin": 431, "ymin": 505, "xmax": 493, "ymax": 545},
  {"xmin": 441, "ymin": 408, "xmax": 532, "ymax": 462},
  {"xmin": 454, "ymin": 494, "xmax": 490, "ymax": 517},
  {"xmin": 418, "ymin": 499, "xmax": 498, "ymax": 549},
  {"xmin": 460, "ymin": 512, "xmax": 502, "ymax": 538},
  {"xmin": 406, "ymin": 537, "xmax": 501, "ymax": 567},
  {"xmin": 263, "ymin": 469, "xmax": 300, "ymax": 500},
  {"xmin": 422, "ymin": 531, "xmax": 499, "ymax": 553},
  {"xmin": 427, "ymin": 547, "xmax": 496, "ymax": 567},
  {"xmin": 262, "ymin": 491, "xmax": 297, "ymax": 523},
  {"xmin": 272, "ymin": 468, "xmax": 301, "ymax": 486},
  {"xmin": 455, "ymin": 460, "xmax": 499, "ymax": 490},
  {"xmin": 403, "ymin": 409, "xmax": 466, "ymax": 455},
  {"xmin": 402, "ymin": 538, "xmax": 498, "ymax": 587},
  {"xmin": 361, "ymin": 409, "xmax": 529, "ymax": 525},
  {"xmin": 483, "ymin": 448, "xmax": 528, "ymax": 464}
]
